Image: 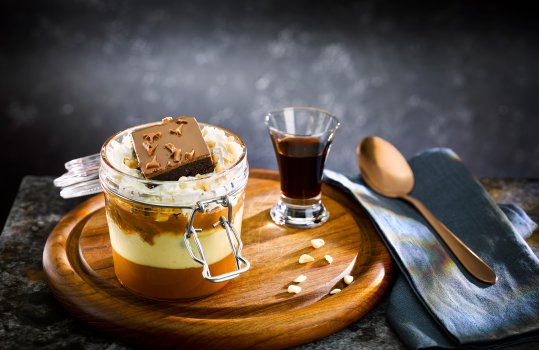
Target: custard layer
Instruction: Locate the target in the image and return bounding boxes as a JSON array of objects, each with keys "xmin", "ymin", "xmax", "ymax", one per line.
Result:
[{"xmin": 106, "ymin": 206, "xmax": 243, "ymax": 269}]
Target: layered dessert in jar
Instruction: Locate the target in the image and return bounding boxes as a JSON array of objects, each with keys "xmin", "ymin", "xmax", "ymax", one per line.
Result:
[{"xmin": 99, "ymin": 116, "xmax": 249, "ymax": 300}]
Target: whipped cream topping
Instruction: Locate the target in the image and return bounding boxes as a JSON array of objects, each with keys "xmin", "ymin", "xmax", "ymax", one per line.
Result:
[{"xmin": 102, "ymin": 125, "xmax": 247, "ymax": 206}]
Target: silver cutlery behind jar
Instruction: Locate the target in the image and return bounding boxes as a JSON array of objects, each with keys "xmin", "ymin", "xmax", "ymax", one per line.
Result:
[{"xmin": 53, "ymin": 154, "xmax": 102, "ymax": 198}]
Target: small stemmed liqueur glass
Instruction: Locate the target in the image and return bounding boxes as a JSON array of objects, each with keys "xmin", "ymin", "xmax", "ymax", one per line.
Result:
[{"xmin": 265, "ymin": 107, "xmax": 340, "ymax": 228}]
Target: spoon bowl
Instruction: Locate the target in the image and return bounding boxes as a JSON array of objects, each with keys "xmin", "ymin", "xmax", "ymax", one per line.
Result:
[{"xmin": 357, "ymin": 136, "xmax": 414, "ymax": 197}]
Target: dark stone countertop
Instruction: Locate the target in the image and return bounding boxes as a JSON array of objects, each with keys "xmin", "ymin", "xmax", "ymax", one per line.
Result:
[{"xmin": 0, "ymin": 176, "xmax": 538, "ymax": 349}]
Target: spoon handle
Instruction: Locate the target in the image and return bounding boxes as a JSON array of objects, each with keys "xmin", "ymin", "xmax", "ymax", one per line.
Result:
[{"xmin": 402, "ymin": 194, "xmax": 497, "ymax": 285}]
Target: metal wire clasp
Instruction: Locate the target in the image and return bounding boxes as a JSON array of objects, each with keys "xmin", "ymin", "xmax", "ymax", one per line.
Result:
[{"xmin": 183, "ymin": 195, "xmax": 250, "ymax": 283}]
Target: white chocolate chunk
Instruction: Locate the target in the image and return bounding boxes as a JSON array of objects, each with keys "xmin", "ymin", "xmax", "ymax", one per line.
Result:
[
  {"xmin": 288, "ymin": 285, "xmax": 302, "ymax": 294},
  {"xmin": 330, "ymin": 288, "xmax": 341, "ymax": 295},
  {"xmin": 299, "ymin": 254, "xmax": 315, "ymax": 264},
  {"xmin": 324, "ymin": 255, "xmax": 333, "ymax": 264},
  {"xmin": 293, "ymin": 275, "xmax": 307, "ymax": 283},
  {"xmin": 310, "ymin": 238, "xmax": 325, "ymax": 249},
  {"xmin": 344, "ymin": 275, "xmax": 354, "ymax": 285}
]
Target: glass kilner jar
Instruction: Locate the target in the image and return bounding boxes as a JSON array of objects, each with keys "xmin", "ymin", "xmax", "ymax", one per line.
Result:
[{"xmin": 99, "ymin": 122, "xmax": 250, "ymax": 300}]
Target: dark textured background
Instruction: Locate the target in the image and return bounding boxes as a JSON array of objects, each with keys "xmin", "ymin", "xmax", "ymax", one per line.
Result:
[{"xmin": 1, "ymin": 0, "xmax": 538, "ymax": 229}]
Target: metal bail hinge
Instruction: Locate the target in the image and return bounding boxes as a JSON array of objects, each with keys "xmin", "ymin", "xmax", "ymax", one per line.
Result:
[{"xmin": 183, "ymin": 195, "xmax": 250, "ymax": 283}]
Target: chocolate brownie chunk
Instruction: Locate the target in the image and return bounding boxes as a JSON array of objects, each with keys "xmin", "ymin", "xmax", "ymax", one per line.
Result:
[{"xmin": 131, "ymin": 117, "xmax": 215, "ymax": 180}]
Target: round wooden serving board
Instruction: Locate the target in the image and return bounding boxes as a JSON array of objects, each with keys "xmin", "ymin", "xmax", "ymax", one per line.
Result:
[{"xmin": 43, "ymin": 169, "xmax": 393, "ymax": 349}]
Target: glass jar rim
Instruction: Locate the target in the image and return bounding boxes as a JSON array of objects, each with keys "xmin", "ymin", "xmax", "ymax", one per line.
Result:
[
  {"xmin": 100, "ymin": 121, "xmax": 247, "ymax": 186},
  {"xmin": 264, "ymin": 106, "xmax": 340, "ymax": 138}
]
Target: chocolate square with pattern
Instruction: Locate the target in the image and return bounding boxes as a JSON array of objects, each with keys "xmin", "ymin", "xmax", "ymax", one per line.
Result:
[{"xmin": 131, "ymin": 117, "xmax": 215, "ymax": 180}]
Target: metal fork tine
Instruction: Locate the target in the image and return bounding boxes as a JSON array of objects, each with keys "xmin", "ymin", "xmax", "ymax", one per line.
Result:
[
  {"xmin": 65, "ymin": 153, "xmax": 100, "ymax": 170},
  {"xmin": 59, "ymin": 179, "xmax": 102, "ymax": 198},
  {"xmin": 53, "ymin": 173, "xmax": 99, "ymax": 187}
]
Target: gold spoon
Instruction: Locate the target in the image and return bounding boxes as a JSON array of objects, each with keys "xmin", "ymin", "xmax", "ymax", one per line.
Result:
[{"xmin": 357, "ymin": 136, "xmax": 497, "ymax": 285}]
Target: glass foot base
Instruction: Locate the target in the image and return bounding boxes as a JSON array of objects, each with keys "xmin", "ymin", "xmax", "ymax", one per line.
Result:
[{"xmin": 270, "ymin": 200, "xmax": 329, "ymax": 229}]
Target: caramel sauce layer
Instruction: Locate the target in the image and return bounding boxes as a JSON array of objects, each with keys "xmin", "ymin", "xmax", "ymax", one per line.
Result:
[
  {"xmin": 112, "ymin": 249, "xmax": 235, "ymax": 300},
  {"xmin": 105, "ymin": 192, "xmax": 244, "ymax": 245}
]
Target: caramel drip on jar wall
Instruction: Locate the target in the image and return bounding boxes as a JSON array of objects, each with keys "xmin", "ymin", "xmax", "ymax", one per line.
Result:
[{"xmin": 104, "ymin": 192, "xmax": 244, "ymax": 245}]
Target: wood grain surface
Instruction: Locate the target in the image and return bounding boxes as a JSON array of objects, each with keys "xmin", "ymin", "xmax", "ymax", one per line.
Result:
[{"xmin": 43, "ymin": 169, "xmax": 393, "ymax": 349}]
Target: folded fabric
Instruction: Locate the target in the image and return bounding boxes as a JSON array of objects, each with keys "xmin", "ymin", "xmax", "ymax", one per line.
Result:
[{"xmin": 324, "ymin": 148, "xmax": 539, "ymax": 349}]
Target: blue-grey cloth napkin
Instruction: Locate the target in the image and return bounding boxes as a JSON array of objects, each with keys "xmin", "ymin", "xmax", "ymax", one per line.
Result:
[{"xmin": 323, "ymin": 148, "xmax": 539, "ymax": 349}]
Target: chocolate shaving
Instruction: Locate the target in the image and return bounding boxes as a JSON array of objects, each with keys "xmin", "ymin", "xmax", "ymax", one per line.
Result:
[
  {"xmin": 170, "ymin": 125, "xmax": 186, "ymax": 136},
  {"xmin": 184, "ymin": 149, "xmax": 195, "ymax": 161},
  {"xmin": 143, "ymin": 141, "xmax": 158, "ymax": 156},
  {"xmin": 169, "ymin": 119, "xmax": 189, "ymax": 136},
  {"xmin": 145, "ymin": 155, "xmax": 160, "ymax": 169},
  {"xmin": 143, "ymin": 132, "xmax": 162, "ymax": 143},
  {"xmin": 164, "ymin": 143, "xmax": 182, "ymax": 162}
]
